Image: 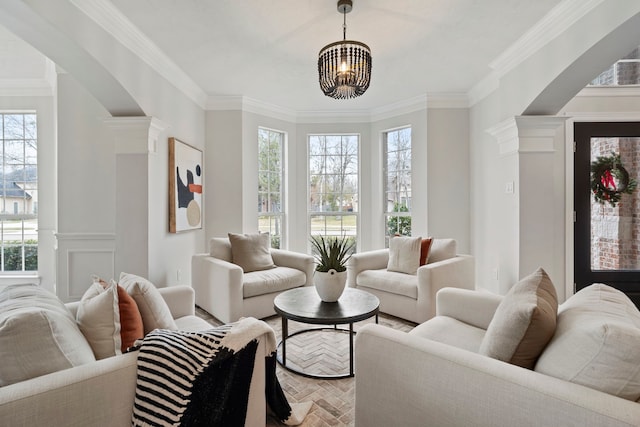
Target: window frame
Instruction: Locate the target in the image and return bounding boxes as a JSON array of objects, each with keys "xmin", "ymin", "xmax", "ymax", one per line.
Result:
[
  {"xmin": 307, "ymin": 133, "xmax": 359, "ymax": 249},
  {"xmin": 0, "ymin": 111, "xmax": 38, "ymax": 273},
  {"xmin": 383, "ymin": 126, "xmax": 412, "ymax": 247},
  {"xmin": 258, "ymin": 127, "xmax": 285, "ymax": 249}
]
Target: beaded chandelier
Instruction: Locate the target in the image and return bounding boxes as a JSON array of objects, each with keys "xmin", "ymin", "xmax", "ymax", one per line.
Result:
[{"xmin": 318, "ymin": 0, "xmax": 372, "ymax": 99}]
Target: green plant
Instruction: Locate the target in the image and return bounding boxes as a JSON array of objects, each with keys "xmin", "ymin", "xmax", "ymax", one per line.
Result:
[
  {"xmin": 310, "ymin": 235, "xmax": 355, "ymax": 273},
  {"xmin": 387, "ymin": 203, "xmax": 411, "ymax": 236}
]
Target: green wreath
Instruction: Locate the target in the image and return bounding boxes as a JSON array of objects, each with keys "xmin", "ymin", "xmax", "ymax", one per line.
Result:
[{"xmin": 590, "ymin": 152, "xmax": 637, "ymax": 207}]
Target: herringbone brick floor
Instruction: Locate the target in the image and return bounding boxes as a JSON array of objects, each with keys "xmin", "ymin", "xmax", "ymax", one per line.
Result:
[{"xmin": 197, "ymin": 307, "xmax": 415, "ymax": 426}]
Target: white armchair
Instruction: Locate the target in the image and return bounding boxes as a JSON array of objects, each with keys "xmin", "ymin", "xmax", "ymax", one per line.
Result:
[
  {"xmin": 192, "ymin": 237, "xmax": 315, "ymax": 323},
  {"xmin": 347, "ymin": 238, "xmax": 474, "ymax": 323}
]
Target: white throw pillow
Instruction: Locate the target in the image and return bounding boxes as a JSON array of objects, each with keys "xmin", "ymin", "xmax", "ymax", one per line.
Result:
[
  {"xmin": 228, "ymin": 232, "xmax": 276, "ymax": 273},
  {"xmin": 387, "ymin": 236, "xmax": 422, "ymax": 275},
  {"xmin": 76, "ymin": 281, "xmax": 122, "ymax": 359},
  {"xmin": 119, "ymin": 272, "xmax": 178, "ymax": 335},
  {"xmin": 0, "ymin": 283, "xmax": 95, "ymax": 386},
  {"xmin": 479, "ymin": 267, "xmax": 557, "ymax": 369},
  {"xmin": 535, "ymin": 283, "xmax": 640, "ymax": 401}
]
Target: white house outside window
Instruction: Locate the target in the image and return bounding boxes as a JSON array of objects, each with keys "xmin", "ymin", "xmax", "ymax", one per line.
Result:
[
  {"xmin": 258, "ymin": 128, "xmax": 284, "ymax": 248},
  {"xmin": 384, "ymin": 126, "xmax": 412, "ymax": 247},
  {"xmin": 0, "ymin": 112, "xmax": 37, "ymax": 272},
  {"xmin": 308, "ymin": 134, "xmax": 358, "ymax": 250}
]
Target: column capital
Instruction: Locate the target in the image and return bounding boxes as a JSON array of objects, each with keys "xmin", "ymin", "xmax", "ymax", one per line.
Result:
[
  {"xmin": 104, "ymin": 116, "xmax": 168, "ymax": 154},
  {"xmin": 487, "ymin": 115, "xmax": 567, "ymax": 156}
]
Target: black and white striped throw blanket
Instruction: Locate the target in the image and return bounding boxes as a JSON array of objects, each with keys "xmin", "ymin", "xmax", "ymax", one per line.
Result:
[{"xmin": 131, "ymin": 317, "xmax": 311, "ymax": 426}]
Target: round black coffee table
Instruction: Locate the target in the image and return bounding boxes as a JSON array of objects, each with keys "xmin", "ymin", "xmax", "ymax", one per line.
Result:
[{"xmin": 273, "ymin": 286, "xmax": 379, "ymax": 379}]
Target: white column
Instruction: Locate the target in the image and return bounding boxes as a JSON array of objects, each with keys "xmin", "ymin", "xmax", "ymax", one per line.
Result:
[
  {"xmin": 488, "ymin": 116, "xmax": 567, "ymax": 298},
  {"xmin": 104, "ymin": 116, "xmax": 167, "ymax": 279}
]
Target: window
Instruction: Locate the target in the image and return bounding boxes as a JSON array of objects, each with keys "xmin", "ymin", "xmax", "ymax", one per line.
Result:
[
  {"xmin": 590, "ymin": 45, "xmax": 640, "ymax": 86},
  {"xmin": 258, "ymin": 128, "xmax": 284, "ymax": 248},
  {"xmin": 384, "ymin": 127, "xmax": 412, "ymax": 247},
  {"xmin": 0, "ymin": 113, "xmax": 37, "ymax": 272},
  {"xmin": 308, "ymin": 134, "xmax": 358, "ymax": 249}
]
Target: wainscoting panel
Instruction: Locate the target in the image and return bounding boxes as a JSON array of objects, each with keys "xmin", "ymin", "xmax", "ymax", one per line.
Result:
[{"xmin": 56, "ymin": 233, "xmax": 116, "ymax": 302}]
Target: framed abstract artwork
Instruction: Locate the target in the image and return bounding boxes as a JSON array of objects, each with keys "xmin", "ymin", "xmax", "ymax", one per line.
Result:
[{"xmin": 169, "ymin": 137, "xmax": 203, "ymax": 233}]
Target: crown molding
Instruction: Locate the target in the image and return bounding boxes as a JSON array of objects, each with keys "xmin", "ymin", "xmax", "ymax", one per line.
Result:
[
  {"xmin": 466, "ymin": 0, "xmax": 604, "ymax": 107},
  {"xmin": 70, "ymin": 0, "xmax": 207, "ymax": 108},
  {"xmin": 370, "ymin": 94, "xmax": 428, "ymax": 121},
  {"xmin": 426, "ymin": 93, "xmax": 469, "ymax": 109},
  {"xmin": 468, "ymin": 74, "xmax": 499, "ymax": 107},
  {"xmin": 489, "ymin": 0, "xmax": 604, "ymax": 77},
  {"xmin": 206, "ymin": 95, "xmax": 299, "ymax": 122},
  {"xmin": 206, "ymin": 94, "xmax": 437, "ymax": 123}
]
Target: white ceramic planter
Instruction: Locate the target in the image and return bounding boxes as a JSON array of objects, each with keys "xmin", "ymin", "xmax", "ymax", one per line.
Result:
[{"xmin": 314, "ymin": 269, "xmax": 347, "ymax": 302}]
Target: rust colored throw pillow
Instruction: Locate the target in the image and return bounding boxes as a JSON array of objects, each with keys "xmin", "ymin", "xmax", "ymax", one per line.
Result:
[
  {"xmin": 479, "ymin": 267, "xmax": 558, "ymax": 369},
  {"xmin": 112, "ymin": 281, "xmax": 144, "ymax": 352},
  {"xmin": 94, "ymin": 276, "xmax": 144, "ymax": 352},
  {"xmin": 419, "ymin": 238, "xmax": 433, "ymax": 266}
]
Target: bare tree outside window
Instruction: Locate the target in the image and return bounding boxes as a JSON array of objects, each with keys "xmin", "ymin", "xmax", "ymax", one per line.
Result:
[
  {"xmin": 309, "ymin": 134, "xmax": 358, "ymax": 250},
  {"xmin": 0, "ymin": 113, "xmax": 38, "ymax": 272},
  {"xmin": 384, "ymin": 127, "xmax": 412, "ymax": 247},
  {"xmin": 258, "ymin": 128, "xmax": 284, "ymax": 248}
]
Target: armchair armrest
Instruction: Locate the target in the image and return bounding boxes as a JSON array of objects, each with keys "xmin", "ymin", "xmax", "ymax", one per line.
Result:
[
  {"xmin": 355, "ymin": 324, "xmax": 640, "ymax": 427},
  {"xmin": 270, "ymin": 249, "xmax": 315, "ymax": 286},
  {"xmin": 435, "ymin": 288, "xmax": 502, "ymax": 330},
  {"xmin": 347, "ymin": 249, "xmax": 389, "ymax": 287},
  {"xmin": 415, "ymin": 254, "xmax": 475, "ymax": 319},
  {"xmin": 191, "ymin": 253, "xmax": 244, "ymax": 323},
  {"xmin": 158, "ymin": 285, "xmax": 195, "ymax": 319}
]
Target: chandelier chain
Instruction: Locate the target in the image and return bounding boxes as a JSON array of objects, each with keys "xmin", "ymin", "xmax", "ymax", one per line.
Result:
[{"xmin": 343, "ymin": 8, "xmax": 347, "ymax": 41}]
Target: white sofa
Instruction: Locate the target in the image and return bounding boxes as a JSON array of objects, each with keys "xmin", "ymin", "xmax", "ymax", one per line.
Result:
[
  {"xmin": 347, "ymin": 238, "xmax": 474, "ymax": 323},
  {"xmin": 0, "ymin": 286, "xmax": 268, "ymax": 427},
  {"xmin": 192, "ymin": 237, "xmax": 315, "ymax": 323},
  {"xmin": 354, "ymin": 286, "xmax": 640, "ymax": 427}
]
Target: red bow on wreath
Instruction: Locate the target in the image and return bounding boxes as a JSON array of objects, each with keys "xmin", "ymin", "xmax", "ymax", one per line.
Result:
[{"xmin": 600, "ymin": 169, "xmax": 617, "ymax": 190}]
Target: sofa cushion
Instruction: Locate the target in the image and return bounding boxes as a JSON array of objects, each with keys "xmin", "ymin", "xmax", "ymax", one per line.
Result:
[
  {"xmin": 0, "ymin": 283, "xmax": 95, "ymax": 386},
  {"xmin": 479, "ymin": 267, "xmax": 557, "ymax": 369},
  {"xmin": 387, "ymin": 236, "xmax": 422, "ymax": 275},
  {"xmin": 356, "ymin": 269, "xmax": 418, "ymax": 299},
  {"xmin": 410, "ymin": 316, "xmax": 485, "ymax": 353},
  {"xmin": 535, "ymin": 283, "xmax": 640, "ymax": 401},
  {"xmin": 243, "ymin": 266, "xmax": 306, "ymax": 298},
  {"xmin": 228, "ymin": 232, "xmax": 276, "ymax": 273},
  {"xmin": 428, "ymin": 239, "xmax": 456, "ymax": 263},
  {"xmin": 77, "ymin": 281, "xmax": 122, "ymax": 359},
  {"xmin": 119, "ymin": 272, "xmax": 178, "ymax": 335}
]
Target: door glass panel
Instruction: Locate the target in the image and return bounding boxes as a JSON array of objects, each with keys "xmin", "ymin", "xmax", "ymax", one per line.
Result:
[{"xmin": 590, "ymin": 136, "xmax": 640, "ymax": 271}]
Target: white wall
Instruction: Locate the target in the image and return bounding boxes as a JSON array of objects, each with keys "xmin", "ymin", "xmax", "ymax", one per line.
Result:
[
  {"xmin": 206, "ymin": 110, "xmax": 243, "ymax": 239},
  {"xmin": 425, "ymin": 108, "xmax": 470, "ymax": 252}
]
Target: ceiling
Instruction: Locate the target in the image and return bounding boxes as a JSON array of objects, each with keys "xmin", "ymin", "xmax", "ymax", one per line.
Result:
[{"xmin": 105, "ymin": 0, "xmax": 564, "ymax": 113}]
